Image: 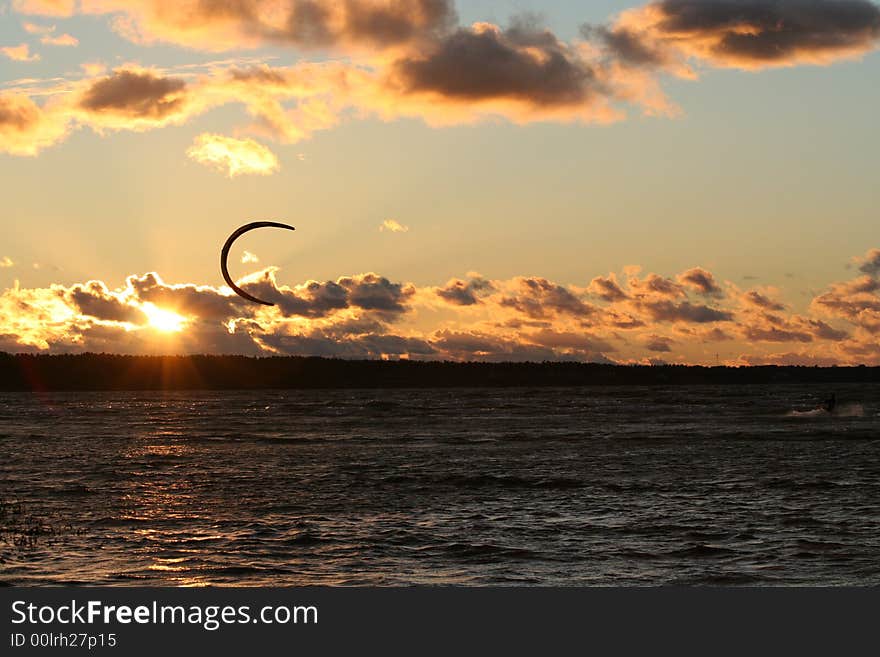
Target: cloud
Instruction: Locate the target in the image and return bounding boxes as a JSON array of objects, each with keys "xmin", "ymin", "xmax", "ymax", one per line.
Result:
[
  {"xmin": 636, "ymin": 298, "xmax": 733, "ymax": 323},
  {"xmin": 41, "ymin": 33, "xmax": 78, "ymax": 47},
  {"xmin": 428, "ymin": 330, "xmax": 556, "ymax": 362},
  {"xmin": 126, "ymin": 272, "xmax": 242, "ymax": 321},
  {"xmin": 187, "ymin": 133, "xmax": 280, "ymax": 177},
  {"xmin": 241, "ymin": 251, "xmax": 260, "ymax": 264},
  {"xmin": 499, "ymin": 277, "xmax": 597, "ymax": 320},
  {"xmin": 341, "ymin": 273, "xmax": 416, "ymax": 314},
  {"xmin": 812, "ymin": 279, "xmax": 880, "ymax": 334},
  {"xmin": 50, "ymin": 0, "xmax": 874, "ymax": 82},
  {"xmin": 13, "ymin": 0, "xmax": 458, "ymax": 52},
  {"xmin": 380, "ymin": 219, "xmax": 409, "ymax": 233},
  {"xmin": 5, "ymin": 2, "xmax": 879, "ymax": 159},
  {"xmin": 735, "ymin": 351, "xmax": 843, "ymax": 367},
  {"xmin": 0, "ymin": 257, "xmax": 14, "ymax": 268},
  {"xmin": 677, "ymin": 267, "xmax": 724, "ymax": 298},
  {"xmin": 527, "ymin": 328, "xmax": 615, "ymax": 355},
  {"xmin": 22, "ymin": 21, "xmax": 54, "ymax": 34},
  {"xmin": 600, "ymin": 0, "xmax": 880, "ymax": 71},
  {"xmin": 741, "ymin": 319, "xmax": 813, "ymax": 343},
  {"xmin": 1, "ymin": 250, "xmax": 878, "ymax": 363},
  {"xmin": 435, "ymin": 274, "xmax": 494, "ymax": 306},
  {"xmin": 259, "ymin": 331, "xmax": 436, "ymax": 359},
  {"xmin": 236, "ymin": 268, "xmax": 415, "ymax": 319},
  {"xmin": 811, "ymin": 248, "xmax": 880, "ymax": 336},
  {"xmin": 1, "ymin": 44, "xmax": 40, "ymax": 62},
  {"xmin": 628, "ymin": 273, "xmax": 685, "ymax": 298},
  {"xmin": 389, "ymin": 20, "xmax": 609, "ymax": 117},
  {"xmin": 81, "ymin": 61, "xmax": 107, "ymax": 76},
  {"xmin": 0, "ymin": 93, "xmax": 70, "ymax": 156},
  {"xmin": 64, "ymin": 280, "xmax": 144, "ymax": 324},
  {"xmin": 78, "ymin": 68, "xmax": 188, "ymax": 121},
  {"xmin": 588, "ymin": 274, "xmax": 629, "ymax": 302},
  {"xmin": 856, "ymin": 247, "xmax": 880, "ymax": 276},
  {"xmin": 13, "ymin": 0, "xmax": 75, "ymax": 17},
  {"xmin": 644, "ymin": 335, "xmax": 674, "ymax": 352},
  {"xmin": 741, "ymin": 289, "xmax": 786, "ymax": 311}
]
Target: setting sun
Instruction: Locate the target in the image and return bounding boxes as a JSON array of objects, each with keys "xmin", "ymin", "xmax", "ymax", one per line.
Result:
[{"xmin": 141, "ymin": 303, "xmax": 186, "ymax": 333}]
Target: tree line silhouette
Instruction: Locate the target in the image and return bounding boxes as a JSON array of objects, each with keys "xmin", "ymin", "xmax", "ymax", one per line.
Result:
[{"xmin": 0, "ymin": 352, "xmax": 878, "ymax": 391}]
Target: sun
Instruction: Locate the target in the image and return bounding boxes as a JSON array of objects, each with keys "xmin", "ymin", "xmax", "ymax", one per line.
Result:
[{"xmin": 142, "ymin": 303, "xmax": 187, "ymax": 333}]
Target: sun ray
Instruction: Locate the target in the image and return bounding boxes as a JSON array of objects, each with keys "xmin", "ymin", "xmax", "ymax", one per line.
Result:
[{"xmin": 141, "ymin": 303, "xmax": 187, "ymax": 333}]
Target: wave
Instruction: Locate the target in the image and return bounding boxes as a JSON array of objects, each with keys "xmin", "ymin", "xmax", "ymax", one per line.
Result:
[{"xmin": 786, "ymin": 403, "xmax": 864, "ymax": 418}]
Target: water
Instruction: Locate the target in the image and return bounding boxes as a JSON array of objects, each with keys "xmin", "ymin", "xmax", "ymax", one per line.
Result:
[{"xmin": 1, "ymin": 384, "xmax": 879, "ymax": 586}]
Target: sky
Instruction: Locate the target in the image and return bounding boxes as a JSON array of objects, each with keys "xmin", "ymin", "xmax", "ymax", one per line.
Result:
[{"xmin": 1, "ymin": 0, "xmax": 879, "ymax": 365}]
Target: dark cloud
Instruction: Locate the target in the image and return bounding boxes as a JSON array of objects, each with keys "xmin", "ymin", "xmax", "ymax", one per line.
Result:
[
  {"xmin": 260, "ymin": 330, "xmax": 434, "ymax": 358},
  {"xmin": 737, "ymin": 351, "xmax": 842, "ymax": 366},
  {"xmin": 742, "ymin": 325, "xmax": 813, "ymax": 343},
  {"xmin": 582, "ymin": 24, "xmax": 668, "ymax": 67},
  {"xmin": 229, "ymin": 66, "xmax": 290, "ymax": 86},
  {"xmin": 588, "ymin": 275, "xmax": 629, "ymax": 302},
  {"xmin": 430, "ymin": 329, "xmax": 505, "ymax": 357},
  {"xmin": 632, "ymin": 0, "xmax": 880, "ymax": 67},
  {"xmin": 0, "ymin": 334, "xmax": 40, "ymax": 354},
  {"xmin": 806, "ymin": 319, "xmax": 848, "ymax": 341},
  {"xmin": 79, "ymin": 70, "xmax": 187, "ymax": 118},
  {"xmin": 629, "ymin": 274, "xmax": 685, "ymax": 298},
  {"xmin": 737, "ymin": 312, "xmax": 845, "ymax": 343},
  {"xmin": 393, "ymin": 23, "xmax": 601, "ymax": 107},
  {"xmin": 699, "ymin": 327, "xmax": 734, "ymax": 342},
  {"xmin": 339, "ymin": 273, "xmax": 415, "ymax": 314},
  {"xmin": 527, "ymin": 328, "xmax": 615, "ymax": 354},
  {"xmin": 742, "ymin": 290, "xmax": 786, "ymax": 311},
  {"xmin": 435, "ymin": 276, "xmax": 494, "ymax": 306},
  {"xmin": 213, "ymin": 0, "xmax": 459, "ymax": 49},
  {"xmin": 65, "ymin": 281, "xmax": 143, "ymax": 323},
  {"xmin": 644, "ymin": 335, "xmax": 674, "ymax": 352},
  {"xmin": 858, "ymin": 248, "xmax": 880, "ymax": 276},
  {"xmin": 338, "ymin": 0, "xmax": 457, "ymax": 46},
  {"xmin": 678, "ymin": 267, "xmax": 723, "ymax": 298},
  {"xmin": 55, "ymin": 0, "xmax": 458, "ymax": 51},
  {"xmin": 241, "ymin": 270, "xmax": 414, "ymax": 318},
  {"xmin": 241, "ymin": 273, "xmax": 349, "ymax": 318},
  {"xmin": 638, "ymin": 299, "xmax": 734, "ymax": 323},
  {"xmin": 500, "ymin": 278, "xmax": 596, "ymax": 320},
  {"xmin": 429, "ymin": 329, "xmax": 613, "ymax": 363},
  {"xmin": 606, "ymin": 310, "xmax": 645, "ymax": 329}
]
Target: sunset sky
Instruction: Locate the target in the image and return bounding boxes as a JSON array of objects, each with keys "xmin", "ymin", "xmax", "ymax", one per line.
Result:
[{"xmin": 2, "ymin": 0, "xmax": 879, "ymax": 364}]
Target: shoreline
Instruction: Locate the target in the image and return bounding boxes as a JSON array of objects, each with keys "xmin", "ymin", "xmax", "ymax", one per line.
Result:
[{"xmin": 2, "ymin": 353, "xmax": 878, "ymax": 391}]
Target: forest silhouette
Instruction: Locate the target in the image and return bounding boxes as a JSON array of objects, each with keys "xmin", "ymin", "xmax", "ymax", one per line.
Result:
[{"xmin": 1, "ymin": 353, "xmax": 877, "ymax": 391}]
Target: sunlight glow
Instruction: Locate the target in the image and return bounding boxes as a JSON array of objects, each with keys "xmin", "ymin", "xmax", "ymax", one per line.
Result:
[{"xmin": 142, "ymin": 303, "xmax": 187, "ymax": 333}]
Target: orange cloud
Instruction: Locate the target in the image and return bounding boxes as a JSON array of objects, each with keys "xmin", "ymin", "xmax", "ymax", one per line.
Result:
[
  {"xmin": 1, "ymin": 251, "xmax": 878, "ymax": 363},
  {"xmin": 13, "ymin": 0, "xmax": 457, "ymax": 52},
  {"xmin": 0, "ymin": 93, "xmax": 70, "ymax": 156},
  {"xmin": 22, "ymin": 21, "xmax": 54, "ymax": 34},
  {"xmin": 1, "ymin": 44, "xmax": 40, "ymax": 62},
  {"xmin": 41, "ymin": 33, "xmax": 79, "ymax": 47},
  {"xmin": 13, "ymin": 0, "xmax": 75, "ymax": 17},
  {"xmin": 5, "ymin": 2, "xmax": 879, "ymax": 158}
]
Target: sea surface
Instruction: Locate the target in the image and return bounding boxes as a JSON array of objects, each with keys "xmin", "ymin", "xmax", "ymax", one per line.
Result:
[{"xmin": 2, "ymin": 384, "xmax": 879, "ymax": 586}]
